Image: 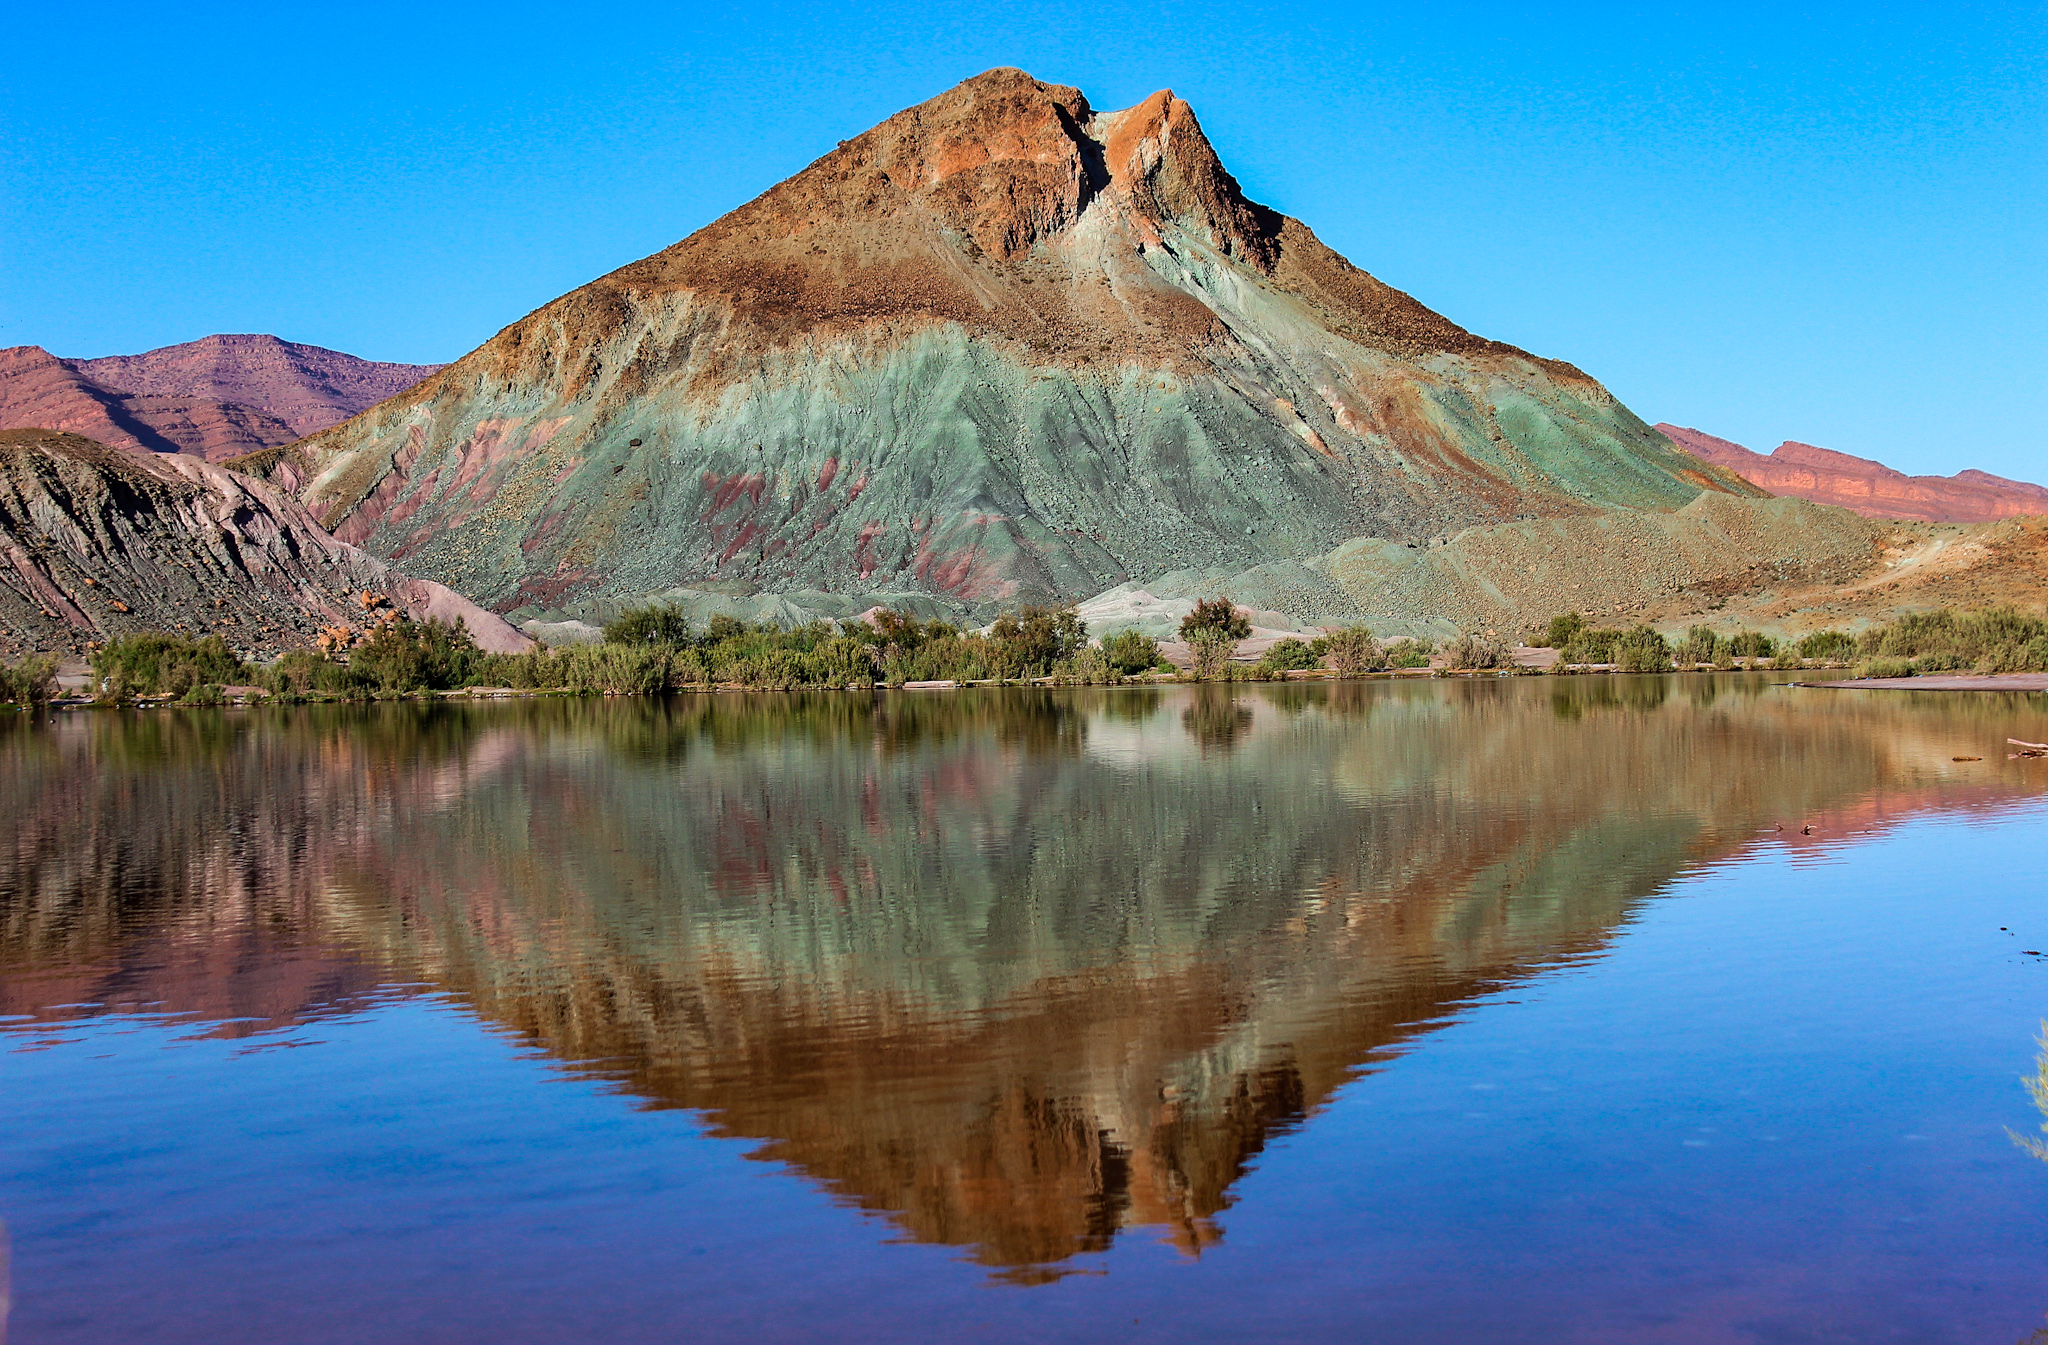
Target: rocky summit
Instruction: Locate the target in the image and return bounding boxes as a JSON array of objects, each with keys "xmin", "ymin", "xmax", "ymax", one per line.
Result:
[{"xmin": 239, "ymin": 69, "xmax": 1758, "ymax": 625}]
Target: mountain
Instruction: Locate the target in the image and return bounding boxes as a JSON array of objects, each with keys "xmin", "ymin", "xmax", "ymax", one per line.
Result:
[
  {"xmin": 0, "ymin": 344, "xmax": 298, "ymax": 460},
  {"xmin": 71, "ymin": 333, "xmax": 444, "ymax": 440},
  {"xmin": 1656, "ymin": 424, "xmax": 2048, "ymax": 524},
  {"xmin": 0, "ymin": 337, "xmax": 443, "ymax": 463},
  {"xmin": 0, "ymin": 428, "xmax": 530, "ymax": 659},
  {"xmin": 238, "ymin": 69, "xmax": 1760, "ymax": 622}
]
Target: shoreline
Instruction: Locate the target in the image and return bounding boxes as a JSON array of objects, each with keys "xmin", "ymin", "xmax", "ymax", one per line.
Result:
[
  {"xmin": 1796, "ymin": 673, "xmax": 2048, "ymax": 692},
  {"xmin": 15, "ymin": 663, "xmax": 1845, "ymax": 712}
]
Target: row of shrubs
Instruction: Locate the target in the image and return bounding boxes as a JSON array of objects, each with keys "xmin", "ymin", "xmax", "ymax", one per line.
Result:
[
  {"xmin": 57, "ymin": 600, "xmax": 2048, "ymax": 705},
  {"xmin": 1843, "ymin": 607, "xmax": 2048, "ymax": 678},
  {"xmin": 1531, "ymin": 607, "xmax": 2048, "ymax": 678}
]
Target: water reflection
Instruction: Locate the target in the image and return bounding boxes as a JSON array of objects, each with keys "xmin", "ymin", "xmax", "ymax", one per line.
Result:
[{"xmin": 3, "ymin": 681, "xmax": 2044, "ymax": 1280}]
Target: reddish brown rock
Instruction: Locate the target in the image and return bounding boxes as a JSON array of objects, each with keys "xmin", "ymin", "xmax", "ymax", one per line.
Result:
[
  {"xmin": 72, "ymin": 333, "xmax": 442, "ymax": 440},
  {"xmin": 1, "ymin": 337, "xmax": 444, "ymax": 464},
  {"xmin": 1658, "ymin": 424, "xmax": 2048, "ymax": 524}
]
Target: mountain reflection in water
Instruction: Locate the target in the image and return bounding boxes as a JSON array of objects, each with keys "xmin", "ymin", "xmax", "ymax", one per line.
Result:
[{"xmin": 3, "ymin": 678, "xmax": 2042, "ymax": 1282}]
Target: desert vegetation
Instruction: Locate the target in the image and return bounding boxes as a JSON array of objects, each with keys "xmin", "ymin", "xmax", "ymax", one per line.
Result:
[
  {"xmin": 1847, "ymin": 607, "xmax": 2048, "ymax": 678},
  {"xmin": 0, "ymin": 654, "xmax": 57, "ymax": 707}
]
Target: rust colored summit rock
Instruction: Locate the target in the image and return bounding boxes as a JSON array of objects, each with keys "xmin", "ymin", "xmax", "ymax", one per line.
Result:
[
  {"xmin": 0, "ymin": 336, "xmax": 443, "ymax": 463},
  {"xmin": 1657, "ymin": 424, "xmax": 2048, "ymax": 524},
  {"xmin": 0, "ymin": 428, "xmax": 530, "ymax": 658},
  {"xmin": 242, "ymin": 69, "xmax": 1759, "ymax": 619}
]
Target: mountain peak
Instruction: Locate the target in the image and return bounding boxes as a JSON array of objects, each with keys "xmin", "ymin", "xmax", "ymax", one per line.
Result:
[{"xmin": 248, "ymin": 78, "xmax": 1734, "ymax": 618}]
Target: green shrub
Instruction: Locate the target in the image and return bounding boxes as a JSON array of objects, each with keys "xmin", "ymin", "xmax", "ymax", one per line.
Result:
[
  {"xmin": 1678, "ymin": 626, "xmax": 1721, "ymax": 666},
  {"xmin": 351, "ymin": 617, "xmax": 481, "ymax": 691},
  {"xmin": 1180, "ymin": 596, "xmax": 1251, "ymax": 641},
  {"xmin": 602, "ymin": 604, "xmax": 691, "ymax": 646},
  {"xmin": 1442, "ymin": 633, "xmax": 1511, "ymax": 670},
  {"xmin": 1855, "ymin": 606, "xmax": 2048, "ymax": 672},
  {"xmin": 1258, "ymin": 637, "xmax": 1321, "ymax": 672},
  {"xmin": 986, "ymin": 605, "xmax": 1087, "ymax": 677},
  {"xmin": 1559, "ymin": 627, "xmax": 1622, "ymax": 666},
  {"xmin": 1101, "ymin": 629, "xmax": 1161, "ymax": 676},
  {"xmin": 1797, "ymin": 629, "xmax": 1858, "ymax": 661},
  {"xmin": 1727, "ymin": 630, "xmax": 1776, "ymax": 660},
  {"xmin": 1857, "ymin": 657, "xmax": 1914, "ymax": 679},
  {"xmin": 1324, "ymin": 626, "xmax": 1383, "ymax": 677},
  {"xmin": 1187, "ymin": 629, "xmax": 1238, "ymax": 679},
  {"xmin": 1386, "ymin": 638, "xmax": 1433, "ymax": 669},
  {"xmin": 0, "ymin": 654, "xmax": 57, "ymax": 706},
  {"xmin": 1066, "ymin": 648, "xmax": 1122, "ymax": 685},
  {"xmin": 179, "ymin": 682, "xmax": 226, "ymax": 705},
  {"xmin": 92, "ymin": 633, "xmax": 247, "ymax": 699},
  {"xmin": 1613, "ymin": 626, "xmax": 1674, "ymax": 673},
  {"xmin": 1537, "ymin": 612, "xmax": 1586, "ymax": 649}
]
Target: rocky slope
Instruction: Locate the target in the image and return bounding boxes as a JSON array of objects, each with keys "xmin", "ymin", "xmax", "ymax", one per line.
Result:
[
  {"xmin": 239, "ymin": 68, "xmax": 1759, "ymax": 623},
  {"xmin": 0, "ymin": 428, "xmax": 530, "ymax": 658},
  {"xmin": 1658, "ymin": 424, "xmax": 2048, "ymax": 524},
  {"xmin": 1, "ymin": 337, "xmax": 443, "ymax": 463}
]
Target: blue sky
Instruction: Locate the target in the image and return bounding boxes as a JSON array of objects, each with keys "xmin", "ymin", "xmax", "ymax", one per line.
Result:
[{"xmin": 3, "ymin": 2, "xmax": 2042, "ymax": 478}]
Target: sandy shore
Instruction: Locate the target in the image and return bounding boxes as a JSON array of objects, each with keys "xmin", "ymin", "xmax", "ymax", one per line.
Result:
[{"xmin": 1801, "ymin": 673, "xmax": 2048, "ymax": 691}]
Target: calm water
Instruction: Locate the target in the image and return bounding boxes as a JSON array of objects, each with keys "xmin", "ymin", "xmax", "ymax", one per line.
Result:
[{"xmin": 3, "ymin": 678, "xmax": 2047, "ymax": 1343}]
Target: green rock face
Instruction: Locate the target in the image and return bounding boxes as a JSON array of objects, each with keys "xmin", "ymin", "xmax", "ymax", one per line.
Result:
[{"xmin": 243, "ymin": 70, "xmax": 1755, "ymax": 621}]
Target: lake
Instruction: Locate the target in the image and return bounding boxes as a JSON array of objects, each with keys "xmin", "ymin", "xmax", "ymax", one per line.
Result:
[{"xmin": 4, "ymin": 678, "xmax": 2047, "ymax": 1343}]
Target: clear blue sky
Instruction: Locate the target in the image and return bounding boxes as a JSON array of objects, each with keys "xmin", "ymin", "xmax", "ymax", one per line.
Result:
[{"xmin": 4, "ymin": 2, "xmax": 2042, "ymax": 478}]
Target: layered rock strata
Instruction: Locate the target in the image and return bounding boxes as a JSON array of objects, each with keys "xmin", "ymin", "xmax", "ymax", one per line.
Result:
[{"xmin": 0, "ymin": 428, "xmax": 530, "ymax": 657}]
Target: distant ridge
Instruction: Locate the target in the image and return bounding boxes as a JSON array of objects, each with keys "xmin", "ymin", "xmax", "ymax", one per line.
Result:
[
  {"xmin": 72, "ymin": 334, "xmax": 444, "ymax": 440},
  {"xmin": 1656, "ymin": 424, "xmax": 2048, "ymax": 524},
  {"xmin": 0, "ymin": 336, "xmax": 443, "ymax": 462}
]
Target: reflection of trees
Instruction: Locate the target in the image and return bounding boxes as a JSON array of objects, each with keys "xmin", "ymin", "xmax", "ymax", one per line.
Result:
[
  {"xmin": 1181, "ymin": 686, "xmax": 1253, "ymax": 750},
  {"xmin": 4, "ymin": 683, "xmax": 2046, "ymax": 1279},
  {"xmin": 2009, "ymin": 1022, "xmax": 2048, "ymax": 1162}
]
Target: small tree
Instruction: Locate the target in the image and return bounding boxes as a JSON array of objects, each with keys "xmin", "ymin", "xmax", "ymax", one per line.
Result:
[
  {"xmin": 1180, "ymin": 596, "xmax": 1251, "ymax": 641},
  {"xmin": 1258, "ymin": 637, "xmax": 1321, "ymax": 672},
  {"xmin": 1386, "ymin": 638, "xmax": 1434, "ymax": 669},
  {"xmin": 0, "ymin": 654, "xmax": 57, "ymax": 706},
  {"xmin": 1797, "ymin": 629, "xmax": 1857, "ymax": 662},
  {"xmin": 1442, "ymin": 633, "xmax": 1510, "ymax": 670},
  {"xmin": 1539, "ymin": 612, "xmax": 1586, "ymax": 649},
  {"xmin": 1324, "ymin": 626, "xmax": 1382, "ymax": 677},
  {"xmin": 1188, "ymin": 629, "xmax": 1237, "ymax": 680},
  {"xmin": 1613, "ymin": 626, "xmax": 1674, "ymax": 673},
  {"xmin": 989, "ymin": 605, "xmax": 1086, "ymax": 677},
  {"xmin": 603, "ymin": 604, "xmax": 691, "ymax": 646},
  {"xmin": 1102, "ymin": 628, "xmax": 1162, "ymax": 675}
]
